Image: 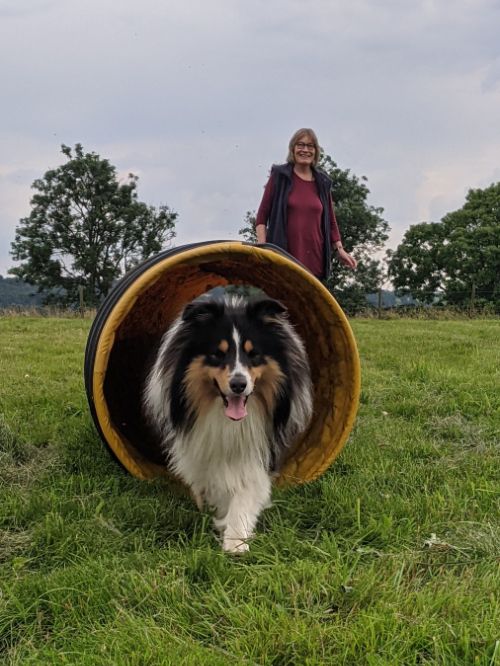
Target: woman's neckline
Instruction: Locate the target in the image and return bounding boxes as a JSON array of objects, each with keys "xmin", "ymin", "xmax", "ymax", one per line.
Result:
[{"xmin": 293, "ymin": 167, "xmax": 315, "ymax": 182}]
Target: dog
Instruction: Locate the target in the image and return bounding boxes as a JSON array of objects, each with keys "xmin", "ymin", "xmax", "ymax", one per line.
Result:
[{"xmin": 142, "ymin": 294, "xmax": 313, "ymax": 553}]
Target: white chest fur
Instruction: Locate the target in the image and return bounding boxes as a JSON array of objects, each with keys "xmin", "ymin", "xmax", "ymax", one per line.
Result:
[{"xmin": 169, "ymin": 401, "xmax": 271, "ymax": 500}]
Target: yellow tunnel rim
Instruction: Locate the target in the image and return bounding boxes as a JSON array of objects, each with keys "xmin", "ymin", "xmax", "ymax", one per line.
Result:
[{"xmin": 85, "ymin": 240, "xmax": 361, "ymax": 484}]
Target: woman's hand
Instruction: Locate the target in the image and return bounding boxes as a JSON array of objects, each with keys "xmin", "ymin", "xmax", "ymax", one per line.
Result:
[{"xmin": 337, "ymin": 246, "xmax": 357, "ymax": 269}]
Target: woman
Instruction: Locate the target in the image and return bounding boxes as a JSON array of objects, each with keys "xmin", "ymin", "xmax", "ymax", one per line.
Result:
[{"xmin": 255, "ymin": 128, "xmax": 357, "ymax": 280}]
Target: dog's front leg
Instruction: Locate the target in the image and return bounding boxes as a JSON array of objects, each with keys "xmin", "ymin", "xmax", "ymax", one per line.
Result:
[
  {"xmin": 221, "ymin": 504, "xmax": 254, "ymax": 553},
  {"xmin": 215, "ymin": 474, "xmax": 271, "ymax": 553}
]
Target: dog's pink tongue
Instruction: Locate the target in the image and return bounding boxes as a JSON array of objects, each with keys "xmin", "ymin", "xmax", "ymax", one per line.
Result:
[{"xmin": 225, "ymin": 396, "xmax": 247, "ymax": 421}]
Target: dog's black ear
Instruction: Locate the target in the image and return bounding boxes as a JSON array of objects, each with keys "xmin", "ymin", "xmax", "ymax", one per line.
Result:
[
  {"xmin": 182, "ymin": 300, "xmax": 223, "ymax": 323},
  {"xmin": 247, "ymin": 298, "xmax": 287, "ymax": 320}
]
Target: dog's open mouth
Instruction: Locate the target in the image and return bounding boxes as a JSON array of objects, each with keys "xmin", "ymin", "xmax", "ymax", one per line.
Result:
[{"xmin": 214, "ymin": 381, "xmax": 249, "ymax": 421}]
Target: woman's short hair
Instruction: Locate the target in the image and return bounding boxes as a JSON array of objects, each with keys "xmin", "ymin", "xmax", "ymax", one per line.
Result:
[{"xmin": 287, "ymin": 128, "xmax": 321, "ymax": 167}]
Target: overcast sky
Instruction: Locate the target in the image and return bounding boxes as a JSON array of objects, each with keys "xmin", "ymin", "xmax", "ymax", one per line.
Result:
[{"xmin": 1, "ymin": 0, "xmax": 499, "ymax": 276}]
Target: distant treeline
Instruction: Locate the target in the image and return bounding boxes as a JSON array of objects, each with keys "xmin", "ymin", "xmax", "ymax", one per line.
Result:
[
  {"xmin": 0, "ymin": 276, "xmax": 43, "ymax": 307},
  {"xmin": 1, "ymin": 277, "xmax": 410, "ymax": 310},
  {"xmin": 365, "ymin": 291, "xmax": 415, "ymax": 308}
]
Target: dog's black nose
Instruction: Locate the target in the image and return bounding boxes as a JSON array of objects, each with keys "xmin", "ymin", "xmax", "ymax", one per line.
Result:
[{"xmin": 229, "ymin": 374, "xmax": 247, "ymax": 394}]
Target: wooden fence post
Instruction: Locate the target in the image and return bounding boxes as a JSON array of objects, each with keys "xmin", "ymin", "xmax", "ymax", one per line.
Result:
[
  {"xmin": 78, "ymin": 285, "xmax": 85, "ymax": 318},
  {"xmin": 469, "ymin": 281, "xmax": 476, "ymax": 317}
]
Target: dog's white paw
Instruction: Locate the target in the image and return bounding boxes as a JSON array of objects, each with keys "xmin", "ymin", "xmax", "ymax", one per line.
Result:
[{"xmin": 222, "ymin": 538, "xmax": 249, "ymax": 554}]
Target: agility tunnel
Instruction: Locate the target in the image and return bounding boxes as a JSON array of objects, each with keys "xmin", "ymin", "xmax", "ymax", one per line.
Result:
[{"xmin": 84, "ymin": 241, "xmax": 360, "ymax": 486}]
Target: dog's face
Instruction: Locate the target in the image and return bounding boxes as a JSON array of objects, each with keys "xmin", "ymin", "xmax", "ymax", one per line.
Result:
[{"xmin": 180, "ymin": 298, "xmax": 288, "ymax": 421}]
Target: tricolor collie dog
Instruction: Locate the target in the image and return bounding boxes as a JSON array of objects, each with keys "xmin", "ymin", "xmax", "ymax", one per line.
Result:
[{"xmin": 142, "ymin": 295, "xmax": 313, "ymax": 553}]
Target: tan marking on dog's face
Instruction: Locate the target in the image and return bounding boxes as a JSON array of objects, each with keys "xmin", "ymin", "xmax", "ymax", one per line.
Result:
[
  {"xmin": 206, "ymin": 365, "xmax": 232, "ymax": 394},
  {"xmin": 249, "ymin": 365, "xmax": 264, "ymax": 383},
  {"xmin": 218, "ymin": 339, "xmax": 229, "ymax": 353},
  {"xmin": 184, "ymin": 352, "xmax": 282, "ymax": 416},
  {"xmin": 183, "ymin": 357, "xmax": 227, "ymax": 416},
  {"xmin": 244, "ymin": 339, "xmax": 254, "ymax": 354},
  {"xmin": 253, "ymin": 357, "xmax": 285, "ymax": 413}
]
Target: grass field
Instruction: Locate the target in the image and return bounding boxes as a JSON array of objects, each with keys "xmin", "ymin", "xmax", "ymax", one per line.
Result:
[{"xmin": 0, "ymin": 316, "xmax": 499, "ymax": 665}]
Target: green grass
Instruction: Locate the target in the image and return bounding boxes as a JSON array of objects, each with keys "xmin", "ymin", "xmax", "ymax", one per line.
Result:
[{"xmin": 0, "ymin": 317, "xmax": 499, "ymax": 665}]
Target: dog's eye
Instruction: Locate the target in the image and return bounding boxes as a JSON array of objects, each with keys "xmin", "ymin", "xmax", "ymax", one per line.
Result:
[
  {"xmin": 208, "ymin": 349, "xmax": 226, "ymax": 363},
  {"xmin": 247, "ymin": 348, "xmax": 264, "ymax": 365}
]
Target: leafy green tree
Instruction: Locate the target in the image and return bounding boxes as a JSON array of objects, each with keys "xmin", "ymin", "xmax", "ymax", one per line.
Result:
[
  {"xmin": 239, "ymin": 210, "xmax": 258, "ymax": 243},
  {"xmin": 319, "ymin": 154, "xmax": 388, "ymax": 310},
  {"xmin": 388, "ymin": 183, "xmax": 500, "ymax": 306},
  {"xmin": 386, "ymin": 223, "xmax": 445, "ymax": 303},
  {"xmin": 239, "ymin": 154, "xmax": 389, "ymax": 311},
  {"xmin": 10, "ymin": 144, "xmax": 177, "ymax": 305}
]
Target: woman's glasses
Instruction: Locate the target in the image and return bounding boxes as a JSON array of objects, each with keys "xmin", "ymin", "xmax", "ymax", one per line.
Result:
[{"xmin": 295, "ymin": 142, "xmax": 315, "ymax": 150}]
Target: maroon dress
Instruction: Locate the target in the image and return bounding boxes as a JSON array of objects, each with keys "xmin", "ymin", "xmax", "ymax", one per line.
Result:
[{"xmin": 256, "ymin": 171, "xmax": 340, "ymax": 278}]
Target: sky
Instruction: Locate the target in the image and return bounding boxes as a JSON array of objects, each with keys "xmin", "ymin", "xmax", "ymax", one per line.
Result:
[{"xmin": 1, "ymin": 0, "xmax": 500, "ymax": 276}]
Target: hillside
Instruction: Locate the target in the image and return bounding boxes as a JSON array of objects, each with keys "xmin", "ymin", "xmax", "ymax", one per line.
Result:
[{"xmin": 0, "ymin": 276, "xmax": 43, "ymax": 307}]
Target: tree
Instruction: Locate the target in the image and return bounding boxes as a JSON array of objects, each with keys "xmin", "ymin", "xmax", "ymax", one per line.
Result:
[
  {"xmin": 239, "ymin": 154, "xmax": 389, "ymax": 311},
  {"xmin": 239, "ymin": 210, "xmax": 258, "ymax": 243},
  {"xmin": 10, "ymin": 144, "xmax": 177, "ymax": 305},
  {"xmin": 386, "ymin": 223, "xmax": 446, "ymax": 304},
  {"xmin": 319, "ymin": 154, "xmax": 388, "ymax": 311},
  {"xmin": 388, "ymin": 183, "xmax": 500, "ymax": 307}
]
